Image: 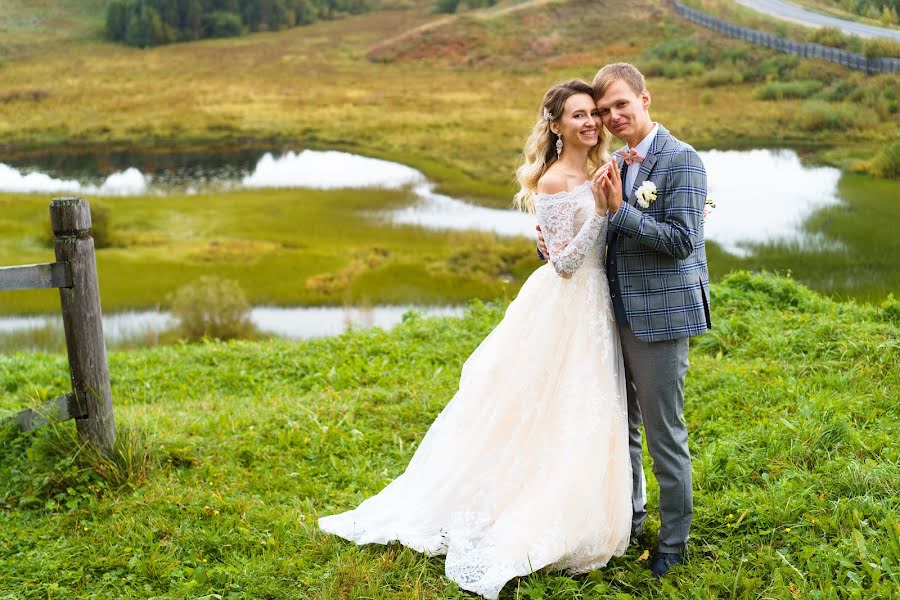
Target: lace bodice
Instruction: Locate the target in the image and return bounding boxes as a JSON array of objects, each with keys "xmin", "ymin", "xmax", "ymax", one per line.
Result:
[{"xmin": 535, "ymin": 181, "xmax": 607, "ymax": 277}]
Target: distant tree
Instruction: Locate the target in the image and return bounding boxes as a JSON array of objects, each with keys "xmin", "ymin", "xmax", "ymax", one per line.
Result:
[
  {"xmin": 294, "ymin": 0, "xmax": 318, "ymax": 24},
  {"xmin": 106, "ymin": 0, "xmax": 129, "ymax": 40},
  {"xmin": 433, "ymin": 0, "xmax": 460, "ymax": 13},
  {"xmin": 124, "ymin": 4, "xmax": 166, "ymax": 47},
  {"xmin": 270, "ymin": 0, "xmax": 296, "ymax": 29},
  {"xmin": 104, "ymin": 0, "xmax": 374, "ymax": 46},
  {"xmin": 203, "ymin": 11, "xmax": 245, "ymax": 37},
  {"xmin": 182, "ymin": 0, "xmax": 204, "ymax": 40}
]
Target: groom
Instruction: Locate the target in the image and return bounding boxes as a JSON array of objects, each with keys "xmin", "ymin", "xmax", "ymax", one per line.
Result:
[{"xmin": 538, "ymin": 62, "xmax": 711, "ymax": 577}]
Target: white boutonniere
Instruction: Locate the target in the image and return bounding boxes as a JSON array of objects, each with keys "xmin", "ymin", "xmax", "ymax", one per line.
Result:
[{"xmin": 635, "ymin": 181, "xmax": 657, "ymax": 209}]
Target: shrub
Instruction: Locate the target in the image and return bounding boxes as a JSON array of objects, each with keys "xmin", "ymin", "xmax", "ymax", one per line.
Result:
[
  {"xmin": 432, "ymin": 0, "xmax": 492, "ymax": 12},
  {"xmin": 862, "ymin": 37, "xmax": 900, "ymax": 59},
  {"xmin": 699, "ymin": 91, "xmax": 715, "ymax": 105},
  {"xmin": 795, "ymin": 100, "xmax": 858, "ymax": 131},
  {"xmin": 638, "ymin": 59, "xmax": 665, "ymax": 77},
  {"xmin": 203, "ymin": 11, "xmax": 245, "ymax": 38},
  {"xmin": 701, "ymin": 67, "xmax": 743, "ymax": 88},
  {"xmin": 105, "ymin": 0, "xmax": 128, "ymax": 41},
  {"xmin": 755, "ymin": 55, "xmax": 799, "ymax": 82},
  {"xmin": 167, "ymin": 276, "xmax": 255, "ymax": 342},
  {"xmin": 818, "ymin": 75, "xmax": 864, "ymax": 101},
  {"xmin": 880, "ymin": 294, "xmax": 900, "ymax": 324},
  {"xmin": 806, "ymin": 26, "xmax": 856, "ymax": 50},
  {"xmin": 753, "ymin": 80, "xmax": 823, "ymax": 100},
  {"xmin": 433, "ymin": 0, "xmax": 461, "ymax": 13},
  {"xmin": 124, "ymin": 4, "xmax": 168, "ymax": 48},
  {"xmin": 873, "ymin": 140, "xmax": 900, "ymax": 179}
]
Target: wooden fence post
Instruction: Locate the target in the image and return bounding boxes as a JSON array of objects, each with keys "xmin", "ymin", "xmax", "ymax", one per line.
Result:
[{"xmin": 50, "ymin": 197, "xmax": 116, "ymax": 454}]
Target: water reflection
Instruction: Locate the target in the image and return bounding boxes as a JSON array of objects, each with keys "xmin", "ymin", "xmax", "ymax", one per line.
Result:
[
  {"xmin": 0, "ymin": 305, "xmax": 465, "ymax": 346},
  {"xmin": 700, "ymin": 150, "xmax": 842, "ymax": 256},
  {"xmin": 0, "ymin": 147, "xmax": 846, "ymax": 252},
  {"xmin": 242, "ymin": 150, "xmax": 422, "ymax": 189}
]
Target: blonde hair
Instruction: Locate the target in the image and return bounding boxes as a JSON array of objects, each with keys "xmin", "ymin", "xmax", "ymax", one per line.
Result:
[
  {"xmin": 592, "ymin": 62, "xmax": 646, "ymax": 99},
  {"xmin": 514, "ymin": 80, "xmax": 610, "ymax": 213}
]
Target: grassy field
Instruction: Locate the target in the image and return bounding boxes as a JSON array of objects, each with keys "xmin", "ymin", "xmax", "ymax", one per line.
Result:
[
  {"xmin": 0, "ymin": 188, "xmax": 531, "ymax": 315},
  {"xmin": 0, "ymin": 272, "xmax": 897, "ymax": 597}
]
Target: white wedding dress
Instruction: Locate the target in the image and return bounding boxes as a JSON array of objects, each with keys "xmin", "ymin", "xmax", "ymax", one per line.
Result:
[{"xmin": 319, "ymin": 181, "xmax": 631, "ymax": 598}]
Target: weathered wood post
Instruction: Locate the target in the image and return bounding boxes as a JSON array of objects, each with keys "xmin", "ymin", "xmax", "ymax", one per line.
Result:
[{"xmin": 50, "ymin": 197, "xmax": 116, "ymax": 453}]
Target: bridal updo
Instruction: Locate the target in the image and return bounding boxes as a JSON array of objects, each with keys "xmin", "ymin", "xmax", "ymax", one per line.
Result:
[{"xmin": 514, "ymin": 79, "xmax": 610, "ymax": 214}]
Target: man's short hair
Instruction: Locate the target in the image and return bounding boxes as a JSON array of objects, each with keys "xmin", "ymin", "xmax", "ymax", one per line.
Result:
[{"xmin": 592, "ymin": 63, "xmax": 646, "ymax": 99}]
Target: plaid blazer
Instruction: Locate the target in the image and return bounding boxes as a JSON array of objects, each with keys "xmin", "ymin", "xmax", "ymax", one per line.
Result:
[{"xmin": 607, "ymin": 124, "xmax": 711, "ymax": 342}]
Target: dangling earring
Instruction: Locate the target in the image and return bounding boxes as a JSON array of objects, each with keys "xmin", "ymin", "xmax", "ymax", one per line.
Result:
[{"xmin": 555, "ymin": 135, "xmax": 563, "ymax": 159}]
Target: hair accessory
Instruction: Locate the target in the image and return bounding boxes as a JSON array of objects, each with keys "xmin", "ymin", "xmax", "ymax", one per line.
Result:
[{"xmin": 543, "ymin": 107, "xmax": 554, "ymax": 121}]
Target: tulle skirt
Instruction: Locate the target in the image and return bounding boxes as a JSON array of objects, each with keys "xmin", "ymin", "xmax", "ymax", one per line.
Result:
[{"xmin": 319, "ymin": 262, "xmax": 631, "ymax": 598}]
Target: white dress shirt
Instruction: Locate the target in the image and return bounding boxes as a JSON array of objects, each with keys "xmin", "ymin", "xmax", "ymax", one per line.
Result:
[{"xmin": 624, "ymin": 122, "xmax": 659, "ymax": 196}]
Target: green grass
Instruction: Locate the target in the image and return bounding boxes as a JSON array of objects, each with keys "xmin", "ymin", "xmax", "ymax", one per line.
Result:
[
  {"xmin": 0, "ymin": 189, "xmax": 532, "ymax": 315},
  {"xmin": 0, "ymin": 272, "xmax": 897, "ymax": 597}
]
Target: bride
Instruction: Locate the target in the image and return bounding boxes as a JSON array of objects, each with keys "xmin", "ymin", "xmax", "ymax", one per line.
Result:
[{"xmin": 319, "ymin": 79, "xmax": 631, "ymax": 598}]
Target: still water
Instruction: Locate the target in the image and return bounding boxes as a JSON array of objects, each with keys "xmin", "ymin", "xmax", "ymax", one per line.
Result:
[
  {"xmin": 0, "ymin": 147, "xmax": 843, "ymax": 252},
  {"xmin": 0, "ymin": 305, "xmax": 465, "ymax": 346},
  {"xmin": 0, "ymin": 146, "xmax": 879, "ymax": 344}
]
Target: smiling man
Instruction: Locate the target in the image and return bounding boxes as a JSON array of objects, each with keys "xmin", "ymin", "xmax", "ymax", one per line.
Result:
[{"xmin": 592, "ymin": 62, "xmax": 711, "ymax": 578}]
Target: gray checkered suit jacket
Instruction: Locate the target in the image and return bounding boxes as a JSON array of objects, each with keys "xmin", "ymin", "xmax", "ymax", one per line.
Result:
[{"xmin": 607, "ymin": 124, "xmax": 711, "ymax": 342}]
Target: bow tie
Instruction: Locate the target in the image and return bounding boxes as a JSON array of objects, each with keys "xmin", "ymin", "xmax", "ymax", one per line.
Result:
[{"xmin": 621, "ymin": 148, "xmax": 644, "ymax": 166}]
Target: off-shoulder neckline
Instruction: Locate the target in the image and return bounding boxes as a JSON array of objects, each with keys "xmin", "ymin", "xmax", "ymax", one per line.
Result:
[{"xmin": 534, "ymin": 180, "xmax": 590, "ymax": 201}]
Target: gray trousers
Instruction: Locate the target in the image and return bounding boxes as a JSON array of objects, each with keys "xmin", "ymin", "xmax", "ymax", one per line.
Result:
[{"xmin": 618, "ymin": 323, "xmax": 692, "ymax": 553}]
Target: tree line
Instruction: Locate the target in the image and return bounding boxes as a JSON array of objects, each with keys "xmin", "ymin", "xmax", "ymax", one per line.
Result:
[{"xmin": 105, "ymin": 0, "xmax": 375, "ymax": 47}]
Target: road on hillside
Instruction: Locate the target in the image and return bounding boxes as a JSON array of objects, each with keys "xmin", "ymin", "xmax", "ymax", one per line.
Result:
[{"xmin": 735, "ymin": 0, "xmax": 900, "ymax": 41}]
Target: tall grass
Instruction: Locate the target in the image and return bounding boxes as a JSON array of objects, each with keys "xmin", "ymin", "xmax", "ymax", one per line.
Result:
[{"xmin": 0, "ymin": 272, "xmax": 896, "ymax": 597}]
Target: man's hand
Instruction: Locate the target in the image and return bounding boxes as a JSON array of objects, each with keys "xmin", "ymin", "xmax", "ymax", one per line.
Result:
[{"xmin": 536, "ymin": 224, "xmax": 549, "ymax": 258}]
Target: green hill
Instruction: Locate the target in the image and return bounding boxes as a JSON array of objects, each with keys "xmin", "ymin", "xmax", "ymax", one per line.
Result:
[{"xmin": 1, "ymin": 272, "xmax": 897, "ymax": 597}]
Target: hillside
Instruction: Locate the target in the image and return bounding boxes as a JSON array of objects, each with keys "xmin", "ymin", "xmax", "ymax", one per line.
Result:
[
  {"xmin": 0, "ymin": 0, "xmax": 897, "ymax": 203},
  {"xmin": 0, "ymin": 0, "xmax": 109, "ymax": 59},
  {"xmin": 0, "ymin": 273, "xmax": 897, "ymax": 597}
]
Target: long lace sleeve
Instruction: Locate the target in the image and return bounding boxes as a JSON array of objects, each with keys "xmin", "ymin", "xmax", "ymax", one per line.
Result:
[{"xmin": 536, "ymin": 196, "xmax": 606, "ymax": 277}]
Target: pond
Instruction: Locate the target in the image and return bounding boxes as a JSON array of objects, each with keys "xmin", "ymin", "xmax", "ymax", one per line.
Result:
[
  {"xmin": 0, "ymin": 304, "xmax": 465, "ymax": 350},
  {"xmin": 0, "ymin": 147, "xmax": 848, "ymax": 251}
]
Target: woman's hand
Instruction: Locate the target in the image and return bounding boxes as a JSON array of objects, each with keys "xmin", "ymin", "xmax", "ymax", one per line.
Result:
[
  {"xmin": 590, "ymin": 162, "xmax": 611, "ymax": 215},
  {"xmin": 601, "ymin": 158, "xmax": 623, "ymax": 214},
  {"xmin": 536, "ymin": 225, "xmax": 549, "ymax": 258}
]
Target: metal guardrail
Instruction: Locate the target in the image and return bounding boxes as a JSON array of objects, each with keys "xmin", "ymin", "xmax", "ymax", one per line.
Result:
[{"xmin": 672, "ymin": 1, "xmax": 900, "ymax": 74}]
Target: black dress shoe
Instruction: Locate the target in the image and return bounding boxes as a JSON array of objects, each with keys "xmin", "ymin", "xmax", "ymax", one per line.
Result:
[{"xmin": 649, "ymin": 550, "xmax": 686, "ymax": 578}]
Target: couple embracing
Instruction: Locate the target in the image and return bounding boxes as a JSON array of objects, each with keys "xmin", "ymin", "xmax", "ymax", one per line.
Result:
[{"xmin": 319, "ymin": 62, "xmax": 711, "ymax": 598}]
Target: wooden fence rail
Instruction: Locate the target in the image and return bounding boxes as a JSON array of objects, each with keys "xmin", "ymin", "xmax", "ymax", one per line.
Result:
[
  {"xmin": 671, "ymin": 0, "xmax": 900, "ymax": 75},
  {"xmin": 1, "ymin": 197, "xmax": 115, "ymax": 454}
]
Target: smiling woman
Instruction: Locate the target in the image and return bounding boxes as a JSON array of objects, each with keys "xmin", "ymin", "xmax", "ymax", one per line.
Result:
[{"xmin": 514, "ymin": 79, "xmax": 609, "ymax": 213}]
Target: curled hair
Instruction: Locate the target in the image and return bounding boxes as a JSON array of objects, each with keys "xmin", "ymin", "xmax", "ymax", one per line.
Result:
[{"xmin": 514, "ymin": 79, "xmax": 610, "ymax": 213}]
